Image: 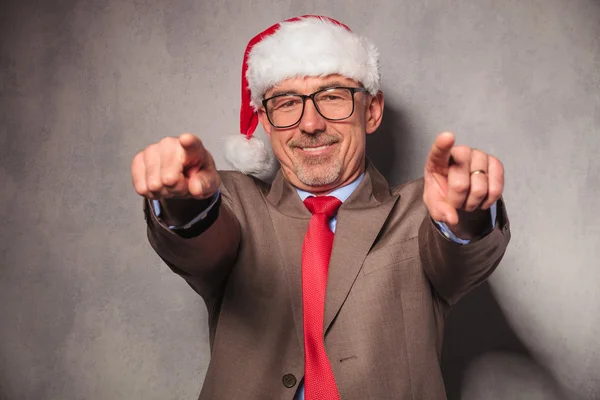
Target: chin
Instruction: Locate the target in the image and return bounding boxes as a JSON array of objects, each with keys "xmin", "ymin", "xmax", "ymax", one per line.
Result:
[{"xmin": 294, "ymin": 162, "xmax": 342, "ymax": 188}]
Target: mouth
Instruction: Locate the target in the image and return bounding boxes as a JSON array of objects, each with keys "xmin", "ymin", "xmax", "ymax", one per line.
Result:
[
  {"xmin": 296, "ymin": 142, "xmax": 337, "ymax": 156},
  {"xmin": 301, "ymin": 144, "xmax": 331, "ymax": 152}
]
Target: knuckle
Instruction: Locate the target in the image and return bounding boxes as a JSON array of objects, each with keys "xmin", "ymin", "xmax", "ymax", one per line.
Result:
[
  {"xmin": 162, "ymin": 171, "xmax": 180, "ymax": 186},
  {"xmin": 497, "ymin": 169, "xmax": 505, "ymax": 183},
  {"xmin": 453, "ymin": 146, "xmax": 471, "ymax": 157},
  {"xmin": 146, "ymin": 178, "xmax": 162, "ymax": 192},
  {"xmin": 492, "ymin": 157, "xmax": 505, "ymax": 174},
  {"xmin": 131, "ymin": 154, "xmax": 145, "ymax": 175},
  {"xmin": 159, "ymin": 136, "xmax": 176, "ymax": 147},
  {"xmin": 131, "ymin": 170, "xmax": 143, "ymax": 184},
  {"xmin": 146, "ymin": 143, "xmax": 159, "ymax": 153},
  {"xmin": 488, "ymin": 186, "xmax": 502, "ymax": 199},
  {"xmin": 450, "ymin": 179, "xmax": 470, "ymax": 193},
  {"xmin": 472, "ymin": 148, "xmax": 487, "ymax": 158},
  {"xmin": 143, "ymin": 144, "xmax": 159, "ymax": 163},
  {"xmin": 133, "ymin": 184, "xmax": 147, "ymax": 197},
  {"xmin": 132, "ymin": 151, "xmax": 144, "ymax": 167},
  {"xmin": 470, "ymin": 186, "xmax": 488, "ymax": 199}
]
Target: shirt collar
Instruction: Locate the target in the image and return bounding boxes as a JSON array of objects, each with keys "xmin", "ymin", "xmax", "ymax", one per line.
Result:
[{"xmin": 295, "ymin": 172, "xmax": 365, "ymax": 203}]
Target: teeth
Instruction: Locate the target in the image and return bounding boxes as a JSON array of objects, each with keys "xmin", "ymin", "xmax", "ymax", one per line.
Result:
[{"xmin": 302, "ymin": 145, "xmax": 329, "ymax": 152}]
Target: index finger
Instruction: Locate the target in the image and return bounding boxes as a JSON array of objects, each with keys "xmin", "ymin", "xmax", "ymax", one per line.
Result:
[
  {"xmin": 426, "ymin": 132, "xmax": 455, "ymax": 170},
  {"xmin": 178, "ymin": 133, "xmax": 207, "ymax": 168}
]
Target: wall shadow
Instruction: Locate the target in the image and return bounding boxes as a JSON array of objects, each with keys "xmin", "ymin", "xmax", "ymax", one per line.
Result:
[
  {"xmin": 366, "ymin": 98, "xmax": 419, "ymax": 186},
  {"xmin": 441, "ymin": 282, "xmax": 567, "ymax": 399},
  {"xmin": 367, "ymin": 99, "xmax": 564, "ymax": 400}
]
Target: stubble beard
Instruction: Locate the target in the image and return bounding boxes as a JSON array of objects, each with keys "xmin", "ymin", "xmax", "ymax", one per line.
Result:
[
  {"xmin": 287, "ymin": 132, "xmax": 344, "ymax": 187},
  {"xmin": 293, "ymin": 154, "xmax": 342, "ymax": 187}
]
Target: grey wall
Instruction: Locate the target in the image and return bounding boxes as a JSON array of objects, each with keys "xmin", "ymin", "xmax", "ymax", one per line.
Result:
[{"xmin": 1, "ymin": 0, "xmax": 598, "ymax": 399}]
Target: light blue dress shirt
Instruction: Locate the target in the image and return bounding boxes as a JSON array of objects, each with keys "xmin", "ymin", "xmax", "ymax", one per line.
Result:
[{"xmin": 152, "ymin": 174, "xmax": 497, "ymax": 400}]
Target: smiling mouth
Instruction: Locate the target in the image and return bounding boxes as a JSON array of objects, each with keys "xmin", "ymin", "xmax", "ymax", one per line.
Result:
[{"xmin": 301, "ymin": 144, "xmax": 331, "ymax": 152}]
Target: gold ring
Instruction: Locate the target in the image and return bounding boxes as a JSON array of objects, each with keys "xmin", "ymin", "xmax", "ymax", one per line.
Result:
[{"xmin": 471, "ymin": 169, "xmax": 486, "ymax": 176}]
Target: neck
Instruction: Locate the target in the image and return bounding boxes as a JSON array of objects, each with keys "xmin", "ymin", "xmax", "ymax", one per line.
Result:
[{"xmin": 286, "ymin": 159, "xmax": 366, "ymax": 195}]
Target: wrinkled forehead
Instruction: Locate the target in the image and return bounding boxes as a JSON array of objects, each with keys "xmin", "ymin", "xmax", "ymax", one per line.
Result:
[{"xmin": 263, "ymin": 75, "xmax": 363, "ymax": 98}]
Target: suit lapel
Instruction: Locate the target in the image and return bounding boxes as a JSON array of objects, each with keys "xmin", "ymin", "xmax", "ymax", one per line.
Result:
[
  {"xmin": 265, "ymin": 162, "xmax": 400, "ymax": 342},
  {"xmin": 266, "ymin": 171, "xmax": 311, "ymax": 350},
  {"xmin": 324, "ymin": 163, "xmax": 399, "ymax": 333}
]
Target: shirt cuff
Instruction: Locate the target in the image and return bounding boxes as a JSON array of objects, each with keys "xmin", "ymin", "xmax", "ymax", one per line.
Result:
[
  {"xmin": 151, "ymin": 189, "xmax": 221, "ymax": 230},
  {"xmin": 433, "ymin": 201, "xmax": 498, "ymax": 245}
]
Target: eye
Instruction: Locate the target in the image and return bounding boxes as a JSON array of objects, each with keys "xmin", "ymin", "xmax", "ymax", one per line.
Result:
[
  {"xmin": 322, "ymin": 94, "xmax": 343, "ymax": 101},
  {"xmin": 272, "ymin": 97, "xmax": 302, "ymax": 110},
  {"xmin": 316, "ymin": 89, "xmax": 351, "ymax": 102},
  {"xmin": 281, "ymin": 99, "xmax": 301, "ymax": 108}
]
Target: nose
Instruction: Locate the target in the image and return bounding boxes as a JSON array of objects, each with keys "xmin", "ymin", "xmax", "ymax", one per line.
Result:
[{"xmin": 298, "ymin": 98, "xmax": 326, "ymax": 134}]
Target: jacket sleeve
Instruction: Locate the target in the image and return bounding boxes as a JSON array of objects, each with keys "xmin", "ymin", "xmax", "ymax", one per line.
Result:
[
  {"xmin": 418, "ymin": 198, "xmax": 511, "ymax": 305},
  {"xmin": 144, "ymin": 186, "xmax": 241, "ymax": 302}
]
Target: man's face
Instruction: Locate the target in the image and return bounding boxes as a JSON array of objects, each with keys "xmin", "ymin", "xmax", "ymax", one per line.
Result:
[{"xmin": 258, "ymin": 75, "xmax": 384, "ymax": 194}]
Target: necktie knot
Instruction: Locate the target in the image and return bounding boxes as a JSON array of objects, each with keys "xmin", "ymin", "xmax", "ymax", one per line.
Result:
[{"xmin": 304, "ymin": 196, "xmax": 342, "ymax": 218}]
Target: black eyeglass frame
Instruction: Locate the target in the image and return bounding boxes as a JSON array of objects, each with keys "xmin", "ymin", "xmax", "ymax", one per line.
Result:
[{"xmin": 261, "ymin": 86, "xmax": 369, "ymax": 129}]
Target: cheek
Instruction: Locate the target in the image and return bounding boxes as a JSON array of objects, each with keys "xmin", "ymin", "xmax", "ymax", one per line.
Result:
[
  {"xmin": 340, "ymin": 130, "xmax": 367, "ymax": 164},
  {"xmin": 268, "ymin": 133, "xmax": 293, "ymax": 161}
]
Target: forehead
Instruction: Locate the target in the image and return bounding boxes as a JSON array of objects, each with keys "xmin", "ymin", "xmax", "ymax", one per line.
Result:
[{"xmin": 264, "ymin": 74, "xmax": 361, "ymax": 98}]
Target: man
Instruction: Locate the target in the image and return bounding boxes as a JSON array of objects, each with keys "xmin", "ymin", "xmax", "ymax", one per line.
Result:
[{"xmin": 131, "ymin": 15, "xmax": 510, "ymax": 400}]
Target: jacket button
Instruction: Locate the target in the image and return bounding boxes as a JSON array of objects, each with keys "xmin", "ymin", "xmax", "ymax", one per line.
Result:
[{"xmin": 282, "ymin": 373, "xmax": 297, "ymax": 388}]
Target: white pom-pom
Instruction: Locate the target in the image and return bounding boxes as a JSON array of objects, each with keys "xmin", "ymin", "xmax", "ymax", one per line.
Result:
[{"xmin": 224, "ymin": 134, "xmax": 278, "ymax": 181}]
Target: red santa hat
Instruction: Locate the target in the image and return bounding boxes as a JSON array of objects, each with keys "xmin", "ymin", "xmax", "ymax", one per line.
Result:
[{"xmin": 225, "ymin": 15, "xmax": 380, "ymax": 177}]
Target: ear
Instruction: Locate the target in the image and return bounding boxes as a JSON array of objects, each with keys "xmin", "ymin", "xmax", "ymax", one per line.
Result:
[
  {"xmin": 257, "ymin": 108, "xmax": 273, "ymax": 138},
  {"xmin": 365, "ymin": 91, "xmax": 384, "ymax": 135}
]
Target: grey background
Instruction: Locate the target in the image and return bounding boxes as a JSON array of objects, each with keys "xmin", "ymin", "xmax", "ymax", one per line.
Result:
[{"xmin": 1, "ymin": 0, "xmax": 599, "ymax": 399}]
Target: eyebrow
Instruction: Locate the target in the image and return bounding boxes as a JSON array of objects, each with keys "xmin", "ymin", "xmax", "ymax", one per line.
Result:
[{"xmin": 266, "ymin": 81, "xmax": 346, "ymax": 98}]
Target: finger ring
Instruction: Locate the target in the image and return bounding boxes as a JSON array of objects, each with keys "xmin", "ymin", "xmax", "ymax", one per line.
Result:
[{"xmin": 471, "ymin": 169, "xmax": 486, "ymax": 176}]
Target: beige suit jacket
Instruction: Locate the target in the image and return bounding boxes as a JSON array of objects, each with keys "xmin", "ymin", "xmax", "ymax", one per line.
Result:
[{"xmin": 146, "ymin": 162, "xmax": 511, "ymax": 400}]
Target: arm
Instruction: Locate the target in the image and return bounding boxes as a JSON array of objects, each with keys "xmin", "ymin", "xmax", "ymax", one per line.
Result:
[
  {"xmin": 421, "ymin": 132, "xmax": 509, "ymax": 303},
  {"xmin": 434, "ymin": 201, "xmax": 498, "ymax": 245},
  {"xmin": 145, "ymin": 191, "xmax": 241, "ymax": 300},
  {"xmin": 420, "ymin": 198, "xmax": 510, "ymax": 304},
  {"xmin": 132, "ymin": 133, "xmax": 239, "ymax": 301},
  {"xmin": 151, "ymin": 190, "xmax": 220, "ymax": 233}
]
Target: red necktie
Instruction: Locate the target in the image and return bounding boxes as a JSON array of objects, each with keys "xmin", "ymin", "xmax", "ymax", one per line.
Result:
[{"xmin": 302, "ymin": 196, "xmax": 342, "ymax": 400}]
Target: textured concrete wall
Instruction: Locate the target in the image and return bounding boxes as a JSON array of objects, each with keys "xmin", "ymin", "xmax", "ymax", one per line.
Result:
[{"xmin": 0, "ymin": 0, "xmax": 598, "ymax": 399}]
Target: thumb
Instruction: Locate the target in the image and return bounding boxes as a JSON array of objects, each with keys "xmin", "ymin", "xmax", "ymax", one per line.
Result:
[
  {"xmin": 187, "ymin": 163, "xmax": 220, "ymax": 199},
  {"xmin": 427, "ymin": 198, "xmax": 459, "ymax": 226}
]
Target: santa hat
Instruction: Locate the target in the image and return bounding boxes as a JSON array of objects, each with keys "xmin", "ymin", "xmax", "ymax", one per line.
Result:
[{"xmin": 225, "ymin": 15, "xmax": 380, "ymax": 177}]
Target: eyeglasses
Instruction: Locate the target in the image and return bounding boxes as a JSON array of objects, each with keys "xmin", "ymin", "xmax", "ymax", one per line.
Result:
[{"xmin": 262, "ymin": 87, "xmax": 369, "ymax": 129}]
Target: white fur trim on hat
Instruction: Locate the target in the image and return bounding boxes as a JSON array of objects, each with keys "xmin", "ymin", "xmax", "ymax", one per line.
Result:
[
  {"xmin": 246, "ymin": 17, "xmax": 380, "ymax": 110},
  {"xmin": 224, "ymin": 131, "xmax": 279, "ymax": 180}
]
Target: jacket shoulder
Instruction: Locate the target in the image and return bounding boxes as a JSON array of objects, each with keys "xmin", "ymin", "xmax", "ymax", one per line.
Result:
[
  {"xmin": 391, "ymin": 177, "xmax": 425, "ymax": 202},
  {"xmin": 217, "ymin": 170, "xmax": 271, "ymax": 210},
  {"xmin": 218, "ymin": 170, "xmax": 270, "ymax": 192}
]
